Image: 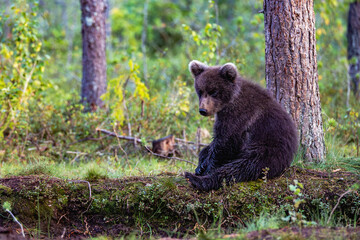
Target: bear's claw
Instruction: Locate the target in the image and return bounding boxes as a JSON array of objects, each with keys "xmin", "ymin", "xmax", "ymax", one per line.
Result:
[{"xmin": 185, "ymin": 172, "xmax": 214, "ymax": 192}]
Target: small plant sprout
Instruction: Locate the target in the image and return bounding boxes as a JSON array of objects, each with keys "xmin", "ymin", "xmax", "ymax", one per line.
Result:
[
  {"xmin": 261, "ymin": 167, "xmax": 270, "ymax": 182},
  {"xmin": 282, "ymin": 180, "xmax": 316, "ymax": 226},
  {"xmin": 289, "ymin": 180, "xmax": 305, "ymax": 209},
  {"xmin": 2, "ymin": 201, "xmax": 25, "ymax": 237}
]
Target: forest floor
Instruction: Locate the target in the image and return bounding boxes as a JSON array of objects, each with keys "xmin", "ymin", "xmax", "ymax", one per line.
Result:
[{"xmin": 0, "ymin": 167, "xmax": 359, "ymax": 239}]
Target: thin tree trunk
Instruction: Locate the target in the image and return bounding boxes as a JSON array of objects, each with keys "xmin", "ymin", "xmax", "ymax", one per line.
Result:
[
  {"xmin": 59, "ymin": 0, "xmax": 75, "ymax": 68},
  {"xmin": 80, "ymin": 0, "xmax": 107, "ymax": 112},
  {"xmin": 347, "ymin": 2, "xmax": 360, "ymax": 99},
  {"xmin": 141, "ymin": 0, "xmax": 149, "ymax": 85},
  {"xmin": 264, "ymin": 0, "xmax": 326, "ymax": 162}
]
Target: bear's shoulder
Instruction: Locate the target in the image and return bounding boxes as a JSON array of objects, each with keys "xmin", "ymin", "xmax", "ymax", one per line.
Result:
[{"xmin": 237, "ymin": 78, "xmax": 274, "ymax": 106}]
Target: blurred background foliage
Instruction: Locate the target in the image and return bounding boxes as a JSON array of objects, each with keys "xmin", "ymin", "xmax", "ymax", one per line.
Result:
[{"xmin": 0, "ymin": 0, "xmax": 359, "ymax": 173}]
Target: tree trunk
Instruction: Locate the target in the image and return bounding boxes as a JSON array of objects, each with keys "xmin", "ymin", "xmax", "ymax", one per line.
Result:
[
  {"xmin": 80, "ymin": 0, "xmax": 107, "ymax": 112},
  {"xmin": 347, "ymin": 2, "xmax": 360, "ymax": 99},
  {"xmin": 141, "ymin": 0, "xmax": 149, "ymax": 84},
  {"xmin": 105, "ymin": 0, "xmax": 112, "ymax": 52},
  {"xmin": 264, "ymin": 0, "xmax": 326, "ymax": 162}
]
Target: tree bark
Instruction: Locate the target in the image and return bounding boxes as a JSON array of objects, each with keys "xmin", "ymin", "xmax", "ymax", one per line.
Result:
[
  {"xmin": 264, "ymin": 0, "xmax": 326, "ymax": 162},
  {"xmin": 80, "ymin": 0, "xmax": 107, "ymax": 112},
  {"xmin": 347, "ymin": 2, "xmax": 360, "ymax": 99},
  {"xmin": 105, "ymin": 0, "xmax": 112, "ymax": 52},
  {"xmin": 141, "ymin": 0, "xmax": 149, "ymax": 84}
]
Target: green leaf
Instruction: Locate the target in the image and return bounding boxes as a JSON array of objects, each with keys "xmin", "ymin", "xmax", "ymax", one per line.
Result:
[
  {"xmin": 2, "ymin": 201, "xmax": 11, "ymax": 211},
  {"xmin": 350, "ymin": 183, "xmax": 360, "ymax": 191},
  {"xmin": 294, "ymin": 199, "xmax": 305, "ymax": 209}
]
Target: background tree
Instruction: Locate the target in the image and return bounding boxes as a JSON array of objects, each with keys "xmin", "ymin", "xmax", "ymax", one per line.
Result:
[
  {"xmin": 263, "ymin": 0, "xmax": 326, "ymax": 162},
  {"xmin": 347, "ymin": 1, "xmax": 360, "ymax": 99},
  {"xmin": 80, "ymin": 0, "xmax": 107, "ymax": 111}
]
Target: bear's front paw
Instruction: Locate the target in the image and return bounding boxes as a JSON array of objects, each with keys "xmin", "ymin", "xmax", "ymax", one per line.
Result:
[
  {"xmin": 185, "ymin": 172, "xmax": 197, "ymax": 185},
  {"xmin": 185, "ymin": 172, "xmax": 214, "ymax": 191},
  {"xmin": 184, "ymin": 172, "xmax": 193, "ymax": 179},
  {"xmin": 185, "ymin": 172, "xmax": 201, "ymax": 189}
]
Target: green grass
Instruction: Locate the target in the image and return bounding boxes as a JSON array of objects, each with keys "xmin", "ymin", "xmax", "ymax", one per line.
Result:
[
  {"xmin": 1, "ymin": 129, "xmax": 359, "ymax": 180},
  {"xmin": 291, "ymin": 131, "xmax": 360, "ymax": 175},
  {"xmin": 244, "ymin": 212, "xmax": 283, "ymax": 233},
  {"xmin": 0, "ymin": 154, "xmax": 195, "ymax": 180}
]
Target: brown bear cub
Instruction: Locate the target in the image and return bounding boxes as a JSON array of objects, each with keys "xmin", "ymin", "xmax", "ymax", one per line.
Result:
[{"xmin": 185, "ymin": 60, "xmax": 298, "ymax": 191}]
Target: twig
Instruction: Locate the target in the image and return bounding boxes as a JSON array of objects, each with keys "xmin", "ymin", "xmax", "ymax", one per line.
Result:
[
  {"xmin": 144, "ymin": 146, "xmax": 196, "ymax": 166},
  {"xmin": 97, "ymin": 129, "xmax": 143, "ymax": 144},
  {"xmin": 81, "ymin": 199, "xmax": 94, "ymax": 216},
  {"xmin": 84, "ymin": 216, "xmax": 90, "ymax": 235},
  {"xmin": 66, "ymin": 151, "xmax": 88, "ymax": 155},
  {"xmin": 122, "ymin": 77, "xmax": 132, "ymax": 137},
  {"xmin": 112, "ymin": 125, "xmax": 130, "ymax": 167},
  {"xmin": 66, "ymin": 151, "xmax": 88, "ymax": 164},
  {"xmin": 69, "ymin": 180, "xmax": 92, "ymax": 200},
  {"xmin": 57, "ymin": 214, "xmax": 69, "ymax": 225},
  {"xmin": 61, "ymin": 228, "xmax": 66, "ymax": 239},
  {"xmin": 6, "ymin": 209, "xmax": 25, "ymax": 238},
  {"xmin": 175, "ymin": 137, "xmax": 207, "ymax": 147},
  {"xmin": 20, "ymin": 62, "xmax": 37, "ymax": 105},
  {"xmin": 327, "ymin": 189, "xmax": 353, "ymax": 225},
  {"xmin": 98, "ymin": 128, "xmax": 208, "ymax": 146}
]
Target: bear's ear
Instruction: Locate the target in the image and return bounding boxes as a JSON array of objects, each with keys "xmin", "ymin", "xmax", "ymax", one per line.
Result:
[
  {"xmin": 220, "ymin": 63, "xmax": 238, "ymax": 82},
  {"xmin": 189, "ymin": 60, "xmax": 208, "ymax": 78}
]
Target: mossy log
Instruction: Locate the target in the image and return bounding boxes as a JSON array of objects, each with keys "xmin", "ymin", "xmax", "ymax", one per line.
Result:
[{"xmin": 0, "ymin": 167, "xmax": 359, "ymax": 239}]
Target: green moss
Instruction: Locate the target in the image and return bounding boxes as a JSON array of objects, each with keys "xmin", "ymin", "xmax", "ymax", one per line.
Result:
[
  {"xmin": 0, "ymin": 184, "xmax": 12, "ymax": 195},
  {"xmin": 0, "ymin": 168, "xmax": 359, "ymax": 238}
]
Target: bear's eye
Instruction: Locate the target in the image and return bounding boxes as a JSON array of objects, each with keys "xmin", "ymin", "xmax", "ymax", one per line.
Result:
[
  {"xmin": 208, "ymin": 90, "xmax": 218, "ymax": 97},
  {"xmin": 198, "ymin": 90, "xmax": 203, "ymax": 96}
]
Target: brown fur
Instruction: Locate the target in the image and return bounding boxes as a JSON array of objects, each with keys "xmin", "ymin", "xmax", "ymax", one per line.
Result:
[
  {"xmin": 152, "ymin": 135, "xmax": 175, "ymax": 156},
  {"xmin": 185, "ymin": 61, "xmax": 299, "ymax": 191}
]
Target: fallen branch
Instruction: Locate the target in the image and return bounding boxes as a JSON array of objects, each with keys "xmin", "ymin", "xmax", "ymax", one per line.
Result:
[
  {"xmin": 175, "ymin": 137, "xmax": 207, "ymax": 147},
  {"xmin": 97, "ymin": 128, "xmax": 207, "ymax": 147},
  {"xmin": 97, "ymin": 129, "xmax": 142, "ymax": 144},
  {"xmin": 144, "ymin": 146, "xmax": 197, "ymax": 166}
]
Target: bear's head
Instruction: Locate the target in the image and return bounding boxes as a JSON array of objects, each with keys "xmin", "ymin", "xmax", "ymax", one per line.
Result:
[{"xmin": 188, "ymin": 60, "xmax": 239, "ymax": 116}]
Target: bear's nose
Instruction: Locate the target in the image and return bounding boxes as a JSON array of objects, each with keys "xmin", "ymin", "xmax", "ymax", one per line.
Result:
[{"xmin": 199, "ymin": 108, "xmax": 208, "ymax": 116}]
